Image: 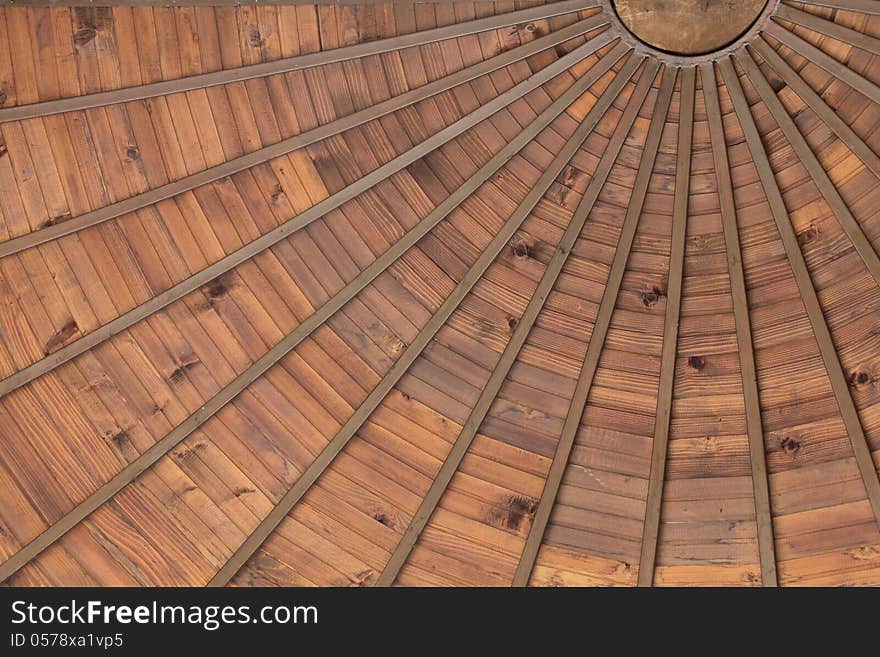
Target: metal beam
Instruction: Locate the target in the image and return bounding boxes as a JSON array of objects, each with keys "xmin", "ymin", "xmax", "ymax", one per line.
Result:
[
  {"xmin": 375, "ymin": 53, "xmax": 647, "ymax": 588},
  {"xmin": 207, "ymin": 49, "xmax": 638, "ymax": 588},
  {"xmin": 0, "ymin": 17, "xmax": 606, "ymax": 259},
  {"xmin": 0, "ymin": 42, "xmax": 632, "ymax": 585},
  {"xmin": 732, "ymin": 49, "xmax": 880, "ymax": 531},
  {"xmin": 0, "ymin": 30, "xmax": 617, "ymax": 399},
  {"xmin": 0, "ymin": 0, "xmax": 593, "ymax": 122},
  {"xmin": 711, "ymin": 58, "xmax": 777, "ymax": 586},
  {"xmin": 765, "ymin": 21, "xmax": 880, "ymax": 106},
  {"xmin": 511, "ymin": 58, "xmax": 666, "ymax": 587},
  {"xmin": 744, "ymin": 43, "xmax": 880, "ymax": 288},
  {"xmin": 637, "ymin": 65, "xmax": 694, "ymax": 588}
]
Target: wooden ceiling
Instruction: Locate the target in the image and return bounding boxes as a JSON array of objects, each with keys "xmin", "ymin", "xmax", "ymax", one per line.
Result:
[{"xmin": 1, "ymin": 0, "xmax": 880, "ymax": 587}]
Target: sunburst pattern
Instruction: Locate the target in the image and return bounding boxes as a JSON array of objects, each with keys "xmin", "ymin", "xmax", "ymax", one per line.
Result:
[{"xmin": 0, "ymin": 0, "xmax": 880, "ymax": 587}]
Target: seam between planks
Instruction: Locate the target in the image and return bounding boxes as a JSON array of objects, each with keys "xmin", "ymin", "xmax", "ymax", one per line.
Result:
[
  {"xmin": 637, "ymin": 65, "xmax": 694, "ymax": 588},
  {"xmin": 0, "ymin": 29, "xmax": 618, "ymax": 400},
  {"xmin": 374, "ymin": 52, "xmax": 645, "ymax": 587},
  {"xmin": 512, "ymin": 58, "xmax": 669, "ymax": 587}
]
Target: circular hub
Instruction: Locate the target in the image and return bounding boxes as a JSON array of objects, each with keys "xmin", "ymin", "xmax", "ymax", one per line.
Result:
[{"xmin": 611, "ymin": 0, "xmax": 769, "ymax": 56}]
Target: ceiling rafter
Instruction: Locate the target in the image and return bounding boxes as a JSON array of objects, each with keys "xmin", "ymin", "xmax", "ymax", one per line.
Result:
[
  {"xmin": 512, "ymin": 57, "xmax": 668, "ymax": 588},
  {"xmin": 741, "ymin": 44, "xmax": 880, "ymax": 287},
  {"xmin": 710, "ymin": 58, "xmax": 777, "ymax": 586},
  {"xmin": 0, "ymin": 0, "xmax": 592, "ymax": 121},
  {"xmin": 374, "ymin": 53, "xmax": 645, "ymax": 587},
  {"xmin": 637, "ymin": 64, "xmax": 694, "ymax": 588},
  {"xmin": 0, "ymin": 42, "xmax": 633, "ymax": 585},
  {"xmin": 791, "ymin": 0, "xmax": 880, "ymax": 15},
  {"xmin": 0, "ymin": 15, "xmax": 607, "ymax": 259},
  {"xmin": 731, "ymin": 49, "xmax": 880, "ymax": 532},
  {"xmin": 0, "ymin": 31, "xmax": 619, "ymax": 399},
  {"xmin": 765, "ymin": 21, "xmax": 880, "ymax": 106},
  {"xmin": 207, "ymin": 50, "xmax": 639, "ymax": 588},
  {"xmin": 750, "ymin": 38, "xmax": 880, "ymax": 180},
  {"xmin": 775, "ymin": 4, "xmax": 880, "ymax": 55}
]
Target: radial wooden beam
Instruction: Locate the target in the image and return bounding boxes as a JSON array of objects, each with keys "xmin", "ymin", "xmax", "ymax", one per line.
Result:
[
  {"xmin": 375, "ymin": 53, "xmax": 650, "ymax": 588},
  {"xmin": 741, "ymin": 46, "xmax": 880, "ymax": 288},
  {"xmin": 765, "ymin": 21, "xmax": 880, "ymax": 106},
  {"xmin": 0, "ymin": 15, "xmax": 607, "ymax": 259},
  {"xmin": 0, "ymin": 43, "xmax": 632, "ymax": 586},
  {"xmin": 637, "ymin": 65, "xmax": 694, "ymax": 588},
  {"xmin": 0, "ymin": 32, "xmax": 619, "ymax": 400},
  {"xmin": 511, "ymin": 57, "xmax": 666, "ymax": 588},
  {"xmin": 794, "ymin": 0, "xmax": 880, "ymax": 15},
  {"xmin": 0, "ymin": 0, "xmax": 592, "ymax": 122},
  {"xmin": 751, "ymin": 38, "xmax": 880, "ymax": 180},
  {"xmin": 208, "ymin": 53, "xmax": 639, "ymax": 588},
  {"xmin": 709, "ymin": 59, "xmax": 777, "ymax": 586},
  {"xmin": 775, "ymin": 4, "xmax": 880, "ymax": 55},
  {"xmin": 730, "ymin": 50, "xmax": 880, "ymax": 531}
]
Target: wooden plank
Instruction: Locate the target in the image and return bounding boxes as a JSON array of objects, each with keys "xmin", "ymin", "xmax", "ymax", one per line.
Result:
[
  {"xmin": 375, "ymin": 54, "xmax": 647, "ymax": 588},
  {"xmin": 794, "ymin": 0, "xmax": 880, "ymax": 15},
  {"xmin": 765, "ymin": 21, "xmax": 880, "ymax": 106},
  {"xmin": 511, "ymin": 58, "xmax": 665, "ymax": 588},
  {"xmin": 775, "ymin": 4, "xmax": 880, "ymax": 56},
  {"xmin": 751, "ymin": 38, "xmax": 880, "ymax": 180},
  {"xmin": 711, "ymin": 58, "xmax": 777, "ymax": 587},
  {"xmin": 207, "ymin": 49, "xmax": 640, "ymax": 588},
  {"xmin": 0, "ymin": 0, "xmax": 596, "ymax": 6},
  {"xmin": 0, "ymin": 32, "xmax": 619, "ymax": 400},
  {"xmin": 743, "ymin": 44, "xmax": 880, "ymax": 287},
  {"xmin": 0, "ymin": 0, "xmax": 592, "ymax": 121},
  {"xmin": 637, "ymin": 66, "xmax": 694, "ymax": 588},
  {"xmin": 731, "ymin": 51, "xmax": 880, "ymax": 533},
  {"xmin": 0, "ymin": 42, "xmax": 635, "ymax": 586},
  {"xmin": 0, "ymin": 16, "xmax": 607, "ymax": 258}
]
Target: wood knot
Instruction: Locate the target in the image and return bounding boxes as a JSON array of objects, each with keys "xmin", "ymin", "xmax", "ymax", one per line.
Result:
[
  {"xmin": 204, "ymin": 277, "xmax": 229, "ymax": 300},
  {"xmin": 0, "ymin": 142, "xmax": 7, "ymax": 158},
  {"xmin": 640, "ymin": 284, "xmax": 664, "ymax": 308},
  {"xmin": 44, "ymin": 319, "xmax": 79, "ymax": 355},
  {"xmin": 73, "ymin": 26, "xmax": 97, "ymax": 47},
  {"xmin": 270, "ymin": 184, "xmax": 285, "ymax": 204},
  {"xmin": 511, "ymin": 240, "xmax": 531, "ymax": 259},
  {"xmin": 248, "ymin": 26, "xmax": 264, "ymax": 48},
  {"xmin": 125, "ymin": 146, "xmax": 139, "ymax": 161},
  {"xmin": 399, "ymin": 391, "xmax": 411, "ymax": 402},
  {"xmin": 797, "ymin": 225, "xmax": 819, "ymax": 246},
  {"xmin": 507, "ymin": 316, "xmax": 518, "ymax": 332},
  {"xmin": 170, "ymin": 353, "xmax": 200, "ymax": 383},
  {"xmin": 688, "ymin": 355, "xmax": 705, "ymax": 371},
  {"xmin": 374, "ymin": 512, "xmax": 395, "ymax": 528},
  {"xmin": 41, "ymin": 212, "xmax": 71, "ymax": 229},
  {"xmin": 780, "ymin": 436, "xmax": 801, "ymax": 457},
  {"xmin": 848, "ymin": 369, "xmax": 872, "ymax": 387},
  {"xmin": 233, "ymin": 486, "xmax": 255, "ymax": 497},
  {"xmin": 348, "ymin": 569, "xmax": 376, "ymax": 587},
  {"xmin": 490, "ymin": 494, "xmax": 538, "ymax": 532},
  {"xmin": 524, "ymin": 22, "xmax": 537, "ymax": 32},
  {"xmin": 107, "ymin": 430, "xmax": 130, "ymax": 446},
  {"xmin": 0, "ymin": 90, "xmax": 7, "ymax": 106}
]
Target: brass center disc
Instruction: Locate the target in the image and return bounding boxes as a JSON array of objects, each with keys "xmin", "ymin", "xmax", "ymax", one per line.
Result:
[{"xmin": 611, "ymin": 0, "xmax": 770, "ymax": 55}]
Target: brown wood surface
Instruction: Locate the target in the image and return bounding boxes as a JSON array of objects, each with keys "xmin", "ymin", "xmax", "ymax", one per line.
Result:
[{"xmin": 1, "ymin": 0, "xmax": 880, "ymax": 588}]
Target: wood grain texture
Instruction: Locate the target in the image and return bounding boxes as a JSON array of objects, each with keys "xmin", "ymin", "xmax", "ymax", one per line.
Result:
[{"xmin": 1, "ymin": 1, "xmax": 879, "ymax": 588}]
